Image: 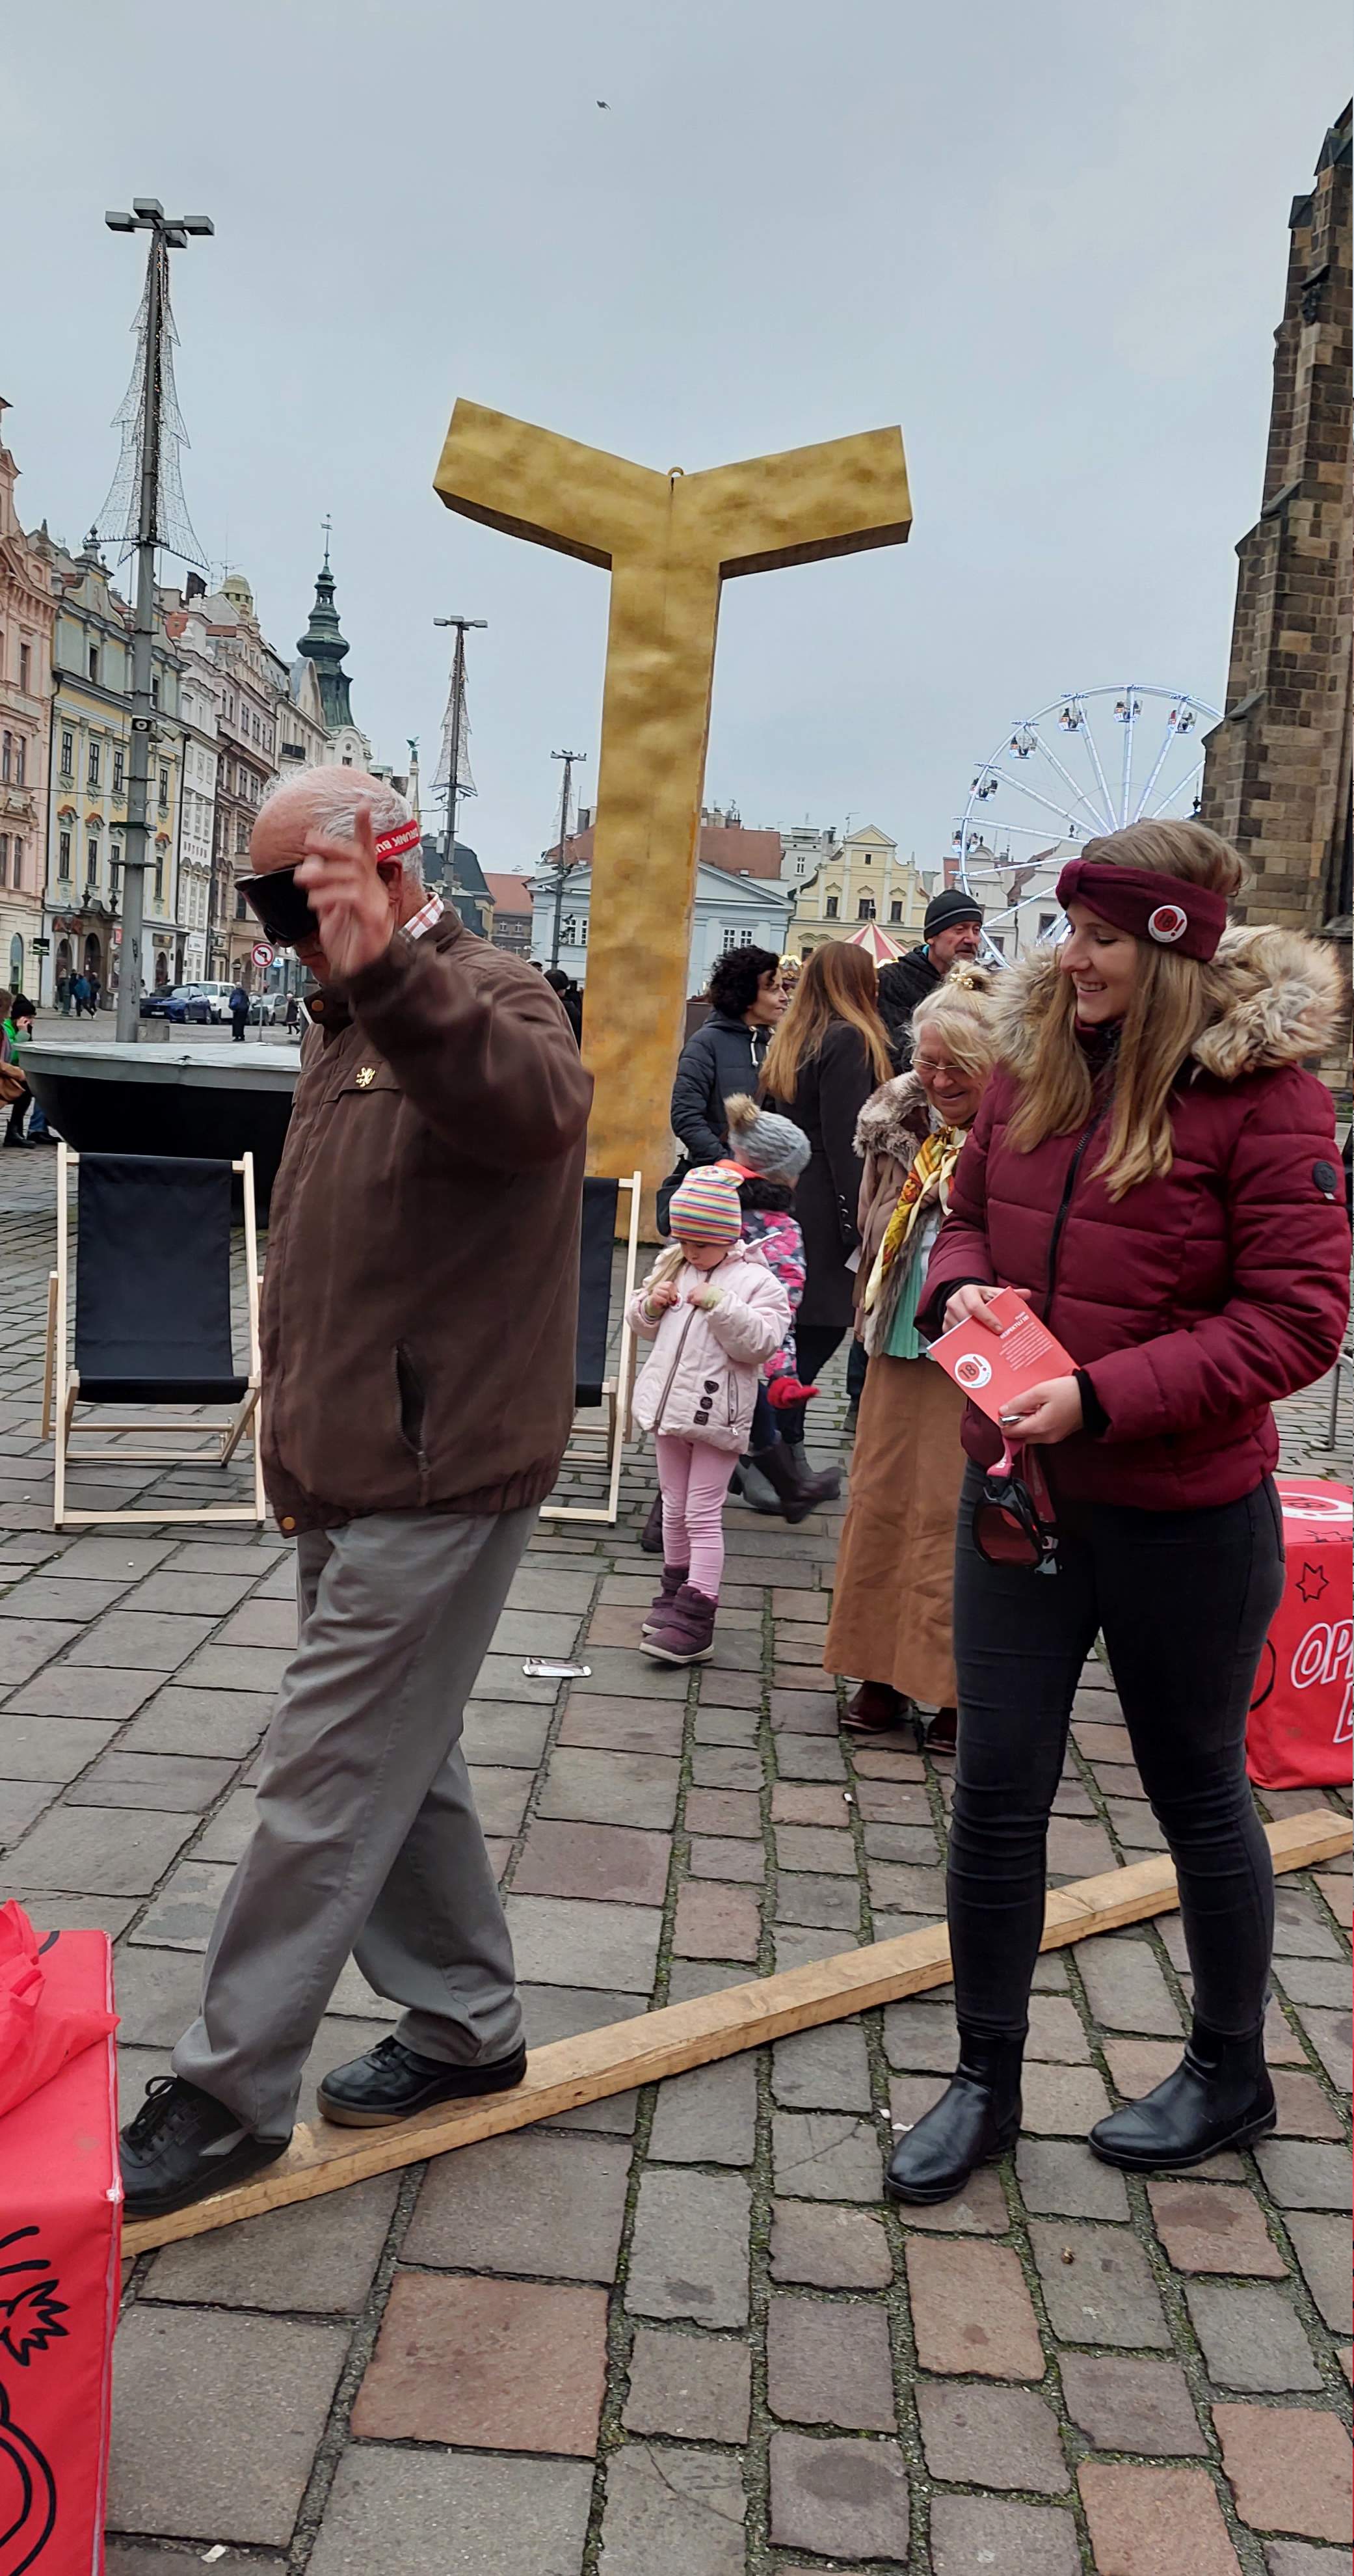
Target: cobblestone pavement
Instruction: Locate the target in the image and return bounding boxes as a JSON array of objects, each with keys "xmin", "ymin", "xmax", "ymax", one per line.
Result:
[{"xmin": 1, "ymin": 1147, "xmax": 1349, "ymax": 2575}]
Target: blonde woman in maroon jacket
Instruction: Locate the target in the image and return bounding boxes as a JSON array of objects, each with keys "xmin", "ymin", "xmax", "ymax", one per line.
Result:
[{"xmin": 886, "ymin": 822, "xmax": 1349, "ymax": 2207}]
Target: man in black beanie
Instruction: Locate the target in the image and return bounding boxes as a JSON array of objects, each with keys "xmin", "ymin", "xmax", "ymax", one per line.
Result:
[{"xmin": 877, "ymin": 888, "xmax": 984, "ymax": 1066}]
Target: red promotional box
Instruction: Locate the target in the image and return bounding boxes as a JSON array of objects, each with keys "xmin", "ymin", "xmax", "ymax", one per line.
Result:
[
  {"xmin": 1247, "ymin": 1478, "xmax": 1353, "ymax": 1791},
  {"xmin": 0, "ymin": 1925, "xmax": 120, "ymax": 2576}
]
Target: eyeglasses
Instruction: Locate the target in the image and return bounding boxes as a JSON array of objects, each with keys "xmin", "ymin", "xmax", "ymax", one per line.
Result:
[
  {"xmin": 972, "ymin": 1447, "xmax": 1059, "ymax": 1571},
  {"xmin": 235, "ymin": 864, "xmax": 321, "ymax": 951}
]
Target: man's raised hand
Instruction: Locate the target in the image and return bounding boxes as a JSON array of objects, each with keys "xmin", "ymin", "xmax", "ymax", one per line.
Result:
[{"xmin": 294, "ymin": 801, "xmax": 394, "ymax": 979}]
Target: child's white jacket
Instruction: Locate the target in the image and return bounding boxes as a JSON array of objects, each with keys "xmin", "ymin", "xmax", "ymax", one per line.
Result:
[{"xmin": 627, "ymin": 1243, "xmax": 790, "ymax": 1453}]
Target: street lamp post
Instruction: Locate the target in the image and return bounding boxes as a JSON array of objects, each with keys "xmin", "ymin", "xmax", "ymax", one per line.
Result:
[
  {"xmin": 105, "ymin": 200, "xmax": 213, "ymax": 1041},
  {"xmin": 432, "ymin": 615, "xmax": 486, "ymax": 906},
  {"xmin": 549, "ymin": 748, "xmax": 587, "ymax": 970}
]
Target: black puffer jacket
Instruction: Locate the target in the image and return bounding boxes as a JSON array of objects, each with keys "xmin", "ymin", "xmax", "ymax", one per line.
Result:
[
  {"xmin": 876, "ymin": 945, "xmax": 939, "ymax": 1066},
  {"xmin": 669, "ymin": 1010, "xmax": 771, "ymax": 1164}
]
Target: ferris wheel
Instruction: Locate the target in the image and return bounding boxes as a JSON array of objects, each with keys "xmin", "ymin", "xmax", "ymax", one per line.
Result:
[{"xmin": 953, "ymin": 682, "xmax": 1219, "ymax": 961}]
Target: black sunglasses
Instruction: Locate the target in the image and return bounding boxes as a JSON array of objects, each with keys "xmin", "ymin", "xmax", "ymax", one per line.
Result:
[{"xmin": 237, "ymin": 865, "xmax": 321, "ymax": 951}]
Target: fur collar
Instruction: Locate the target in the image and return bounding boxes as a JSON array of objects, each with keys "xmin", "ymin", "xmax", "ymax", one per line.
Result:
[
  {"xmin": 855, "ymin": 1071, "xmax": 929, "ymax": 1162},
  {"xmin": 992, "ymin": 926, "xmax": 1344, "ymax": 1085}
]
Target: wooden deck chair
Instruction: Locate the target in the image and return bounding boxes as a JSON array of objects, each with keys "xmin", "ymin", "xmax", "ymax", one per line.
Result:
[
  {"xmin": 541, "ymin": 1171, "xmax": 641, "ymax": 1526},
  {"xmin": 43, "ymin": 1144, "xmax": 265, "ymax": 1529}
]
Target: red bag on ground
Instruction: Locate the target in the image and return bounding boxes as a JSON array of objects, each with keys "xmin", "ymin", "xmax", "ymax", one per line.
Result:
[
  {"xmin": 1247, "ymin": 1479, "xmax": 1353, "ymax": 1791},
  {"xmin": 0, "ymin": 1922, "xmax": 120, "ymax": 2576}
]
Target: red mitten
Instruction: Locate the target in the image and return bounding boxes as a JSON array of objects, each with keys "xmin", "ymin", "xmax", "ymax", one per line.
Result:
[{"xmin": 767, "ymin": 1375, "xmax": 820, "ymax": 1409}]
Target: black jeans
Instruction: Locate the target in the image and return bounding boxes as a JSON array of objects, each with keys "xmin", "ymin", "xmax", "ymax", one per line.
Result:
[
  {"xmin": 777, "ymin": 1323, "xmax": 849, "ymax": 1444},
  {"xmin": 949, "ymin": 1462, "xmax": 1285, "ymax": 2043}
]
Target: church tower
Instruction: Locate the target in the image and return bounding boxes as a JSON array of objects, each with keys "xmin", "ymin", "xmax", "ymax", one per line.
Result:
[{"xmin": 297, "ymin": 526, "xmax": 356, "ymax": 732}]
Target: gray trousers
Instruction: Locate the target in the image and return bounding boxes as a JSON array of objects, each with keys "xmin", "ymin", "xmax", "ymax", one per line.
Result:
[{"xmin": 173, "ymin": 1503, "xmax": 535, "ymax": 2136}]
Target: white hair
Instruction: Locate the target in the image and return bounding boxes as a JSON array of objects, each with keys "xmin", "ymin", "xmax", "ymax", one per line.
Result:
[{"xmin": 259, "ymin": 766, "xmax": 422, "ymax": 881}]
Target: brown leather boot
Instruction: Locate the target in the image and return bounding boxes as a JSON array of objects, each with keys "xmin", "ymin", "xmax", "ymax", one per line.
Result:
[{"xmin": 842, "ymin": 1681, "xmax": 909, "ymax": 1733}]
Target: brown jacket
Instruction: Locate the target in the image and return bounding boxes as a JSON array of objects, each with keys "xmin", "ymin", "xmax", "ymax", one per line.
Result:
[{"xmin": 260, "ymin": 913, "xmax": 592, "ymax": 1534}]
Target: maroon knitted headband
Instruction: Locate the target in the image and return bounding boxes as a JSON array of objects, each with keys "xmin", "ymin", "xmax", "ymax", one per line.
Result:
[{"xmin": 1055, "ymin": 859, "xmax": 1227, "ymax": 961}]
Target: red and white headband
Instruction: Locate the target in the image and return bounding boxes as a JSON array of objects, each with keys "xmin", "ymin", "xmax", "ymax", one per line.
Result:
[
  {"xmin": 373, "ymin": 815, "xmax": 423, "ymax": 863},
  {"xmin": 1055, "ymin": 859, "xmax": 1227, "ymax": 962}
]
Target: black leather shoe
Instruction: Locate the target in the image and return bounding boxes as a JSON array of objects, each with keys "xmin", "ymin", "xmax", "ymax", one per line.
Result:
[
  {"xmin": 120, "ymin": 2075, "xmax": 290, "ymax": 2218},
  {"xmin": 885, "ymin": 2028, "xmax": 1024, "ymax": 2206},
  {"xmin": 1089, "ymin": 2021, "xmax": 1276, "ymax": 2171},
  {"xmin": 318, "ymin": 2033, "xmax": 528, "ymax": 2127}
]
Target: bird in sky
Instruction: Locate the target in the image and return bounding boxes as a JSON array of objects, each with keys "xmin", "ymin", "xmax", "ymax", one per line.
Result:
[{"xmin": 596, "ymin": 98, "xmax": 610, "ymax": 108}]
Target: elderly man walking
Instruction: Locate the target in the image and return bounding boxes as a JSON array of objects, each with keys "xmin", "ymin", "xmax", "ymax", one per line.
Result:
[{"xmin": 120, "ymin": 771, "xmax": 592, "ymax": 2217}]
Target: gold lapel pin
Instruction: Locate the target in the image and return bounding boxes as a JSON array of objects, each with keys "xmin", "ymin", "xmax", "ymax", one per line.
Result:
[{"xmin": 356, "ymin": 1066, "xmax": 377, "ymax": 1088}]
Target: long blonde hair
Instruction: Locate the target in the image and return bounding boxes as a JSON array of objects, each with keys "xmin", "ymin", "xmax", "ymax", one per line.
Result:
[
  {"xmin": 761, "ymin": 941, "xmax": 892, "ymax": 1101},
  {"xmin": 1008, "ymin": 820, "xmax": 1242, "ymax": 1198}
]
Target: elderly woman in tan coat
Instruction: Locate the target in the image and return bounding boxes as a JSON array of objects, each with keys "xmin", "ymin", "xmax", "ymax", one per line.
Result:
[{"xmin": 825, "ymin": 969, "xmax": 997, "ymax": 1739}]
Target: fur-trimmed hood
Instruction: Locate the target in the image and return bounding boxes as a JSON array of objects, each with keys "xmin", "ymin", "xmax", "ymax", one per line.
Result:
[
  {"xmin": 992, "ymin": 925, "xmax": 1345, "ymax": 1085},
  {"xmin": 854, "ymin": 1070, "xmax": 929, "ymax": 1163}
]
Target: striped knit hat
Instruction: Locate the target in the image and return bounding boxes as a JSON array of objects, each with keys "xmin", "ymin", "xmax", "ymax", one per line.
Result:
[{"xmin": 668, "ymin": 1164, "xmax": 743, "ymax": 1245}]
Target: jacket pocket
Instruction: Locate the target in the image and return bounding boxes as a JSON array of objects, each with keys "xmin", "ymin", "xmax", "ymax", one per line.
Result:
[{"xmin": 394, "ymin": 1343, "xmax": 429, "ymax": 1473}]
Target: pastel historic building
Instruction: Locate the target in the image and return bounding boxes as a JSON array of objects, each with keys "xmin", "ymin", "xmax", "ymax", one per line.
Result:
[
  {"xmin": 786, "ymin": 823, "xmax": 930, "ymax": 960},
  {"xmin": 43, "ymin": 534, "xmax": 185, "ymax": 1004},
  {"xmin": 0, "ymin": 401, "xmax": 55, "ymax": 999},
  {"xmin": 531, "ymin": 850, "xmax": 792, "ymax": 991},
  {"xmin": 194, "ymin": 574, "xmax": 280, "ymax": 982},
  {"xmin": 163, "ymin": 597, "xmax": 222, "ymax": 985}
]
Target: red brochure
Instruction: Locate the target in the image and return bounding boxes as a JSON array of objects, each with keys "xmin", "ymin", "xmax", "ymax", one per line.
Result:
[{"xmin": 929, "ymin": 1288, "xmax": 1076, "ymax": 1424}]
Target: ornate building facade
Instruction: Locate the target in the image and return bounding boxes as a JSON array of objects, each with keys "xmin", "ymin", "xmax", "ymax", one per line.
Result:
[
  {"xmin": 1201, "ymin": 105, "xmax": 1352, "ymax": 934},
  {"xmin": 0, "ymin": 401, "xmax": 55, "ymax": 999},
  {"xmin": 44, "ymin": 535, "xmax": 185, "ymax": 1004}
]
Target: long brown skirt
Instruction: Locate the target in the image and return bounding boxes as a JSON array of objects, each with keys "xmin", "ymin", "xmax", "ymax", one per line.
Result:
[{"xmin": 824, "ymin": 1352, "xmax": 966, "ymax": 1707}]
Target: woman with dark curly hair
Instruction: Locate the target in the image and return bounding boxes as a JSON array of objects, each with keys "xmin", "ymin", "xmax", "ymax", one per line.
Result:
[{"xmin": 660, "ymin": 947, "xmax": 786, "ymax": 1228}]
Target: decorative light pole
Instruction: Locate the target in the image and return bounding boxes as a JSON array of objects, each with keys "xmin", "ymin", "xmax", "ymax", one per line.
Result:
[{"xmin": 103, "ymin": 200, "xmax": 213, "ymax": 1040}]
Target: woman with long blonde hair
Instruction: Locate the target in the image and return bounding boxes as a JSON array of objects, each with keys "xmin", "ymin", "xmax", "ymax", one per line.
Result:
[
  {"xmin": 885, "ymin": 820, "xmax": 1349, "ymax": 2208},
  {"xmin": 760, "ymin": 943, "xmax": 893, "ymax": 1465}
]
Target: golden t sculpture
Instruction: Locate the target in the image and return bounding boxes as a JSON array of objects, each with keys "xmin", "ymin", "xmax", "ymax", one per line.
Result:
[{"xmin": 434, "ymin": 401, "xmax": 912, "ymax": 1209}]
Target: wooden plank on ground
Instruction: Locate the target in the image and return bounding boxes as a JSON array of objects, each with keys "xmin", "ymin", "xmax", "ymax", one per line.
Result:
[{"xmin": 122, "ymin": 1808, "xmax": 1350, "ymax": 2255}]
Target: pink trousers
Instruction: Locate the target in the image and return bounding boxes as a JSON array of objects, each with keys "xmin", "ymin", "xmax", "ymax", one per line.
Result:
[{"xmin": 655, "ymin": 1435, "xmax": 738, "ymax": 1601}]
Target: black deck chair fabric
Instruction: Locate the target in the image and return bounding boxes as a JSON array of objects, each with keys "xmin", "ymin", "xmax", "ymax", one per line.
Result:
[
  {"xmin": 74, "ymin": 1154, "xmax": 247, "ymax": 1406},
  {"xmin": 576, "ymin": 1176, "xmax": 619, "ymax": 1408}
]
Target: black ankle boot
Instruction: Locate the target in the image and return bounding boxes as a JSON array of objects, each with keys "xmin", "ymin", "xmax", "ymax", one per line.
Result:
[
  {"xmin": 884, "ymin": 2026, "xmax": 1024, "ymax": 2207},
  {"xmin": 746, "ymin": 1440, "xmax": 840, "ymax": 1525},
  {"xmin": 1089, "ymin": 2019, "xmax": 1275, "ymax": 2172}
]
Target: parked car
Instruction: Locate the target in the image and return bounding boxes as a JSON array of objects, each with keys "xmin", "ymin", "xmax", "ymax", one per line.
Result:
[
  {"xmin": 195, "ymin": 982, "xmax": 237, "ymax": 1025},
  {"xmin": 139, "ymin": 985, "xmax": 213, "ymax": 1024}
]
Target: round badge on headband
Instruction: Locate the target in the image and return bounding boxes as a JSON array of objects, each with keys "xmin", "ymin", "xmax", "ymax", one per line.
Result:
[{"xmin": 1055, "ymin": 858, "xmax": 1227, "ymax": 962}]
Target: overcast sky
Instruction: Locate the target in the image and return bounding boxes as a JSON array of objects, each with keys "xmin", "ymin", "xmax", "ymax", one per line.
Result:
[{"xmin": 4, "ymin": 2, "xmax": 1347, "ymax": 878}]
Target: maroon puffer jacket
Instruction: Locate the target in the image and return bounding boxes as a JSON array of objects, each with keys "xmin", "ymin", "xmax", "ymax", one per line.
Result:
[{"xmin": 922, "ymin": 930, "xmax": 1350, "ymax": 1510}]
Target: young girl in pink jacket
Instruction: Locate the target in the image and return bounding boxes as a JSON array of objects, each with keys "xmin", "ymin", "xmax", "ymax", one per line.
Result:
[{"xmin": 628, "ymin": 1165, "xmax": 790, "ymax": 1663}]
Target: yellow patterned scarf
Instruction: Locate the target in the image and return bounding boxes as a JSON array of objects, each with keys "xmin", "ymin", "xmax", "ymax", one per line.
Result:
[{"xmin": 862, "ymin": 1125, "xmax": 964, "ymax": 1314}]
